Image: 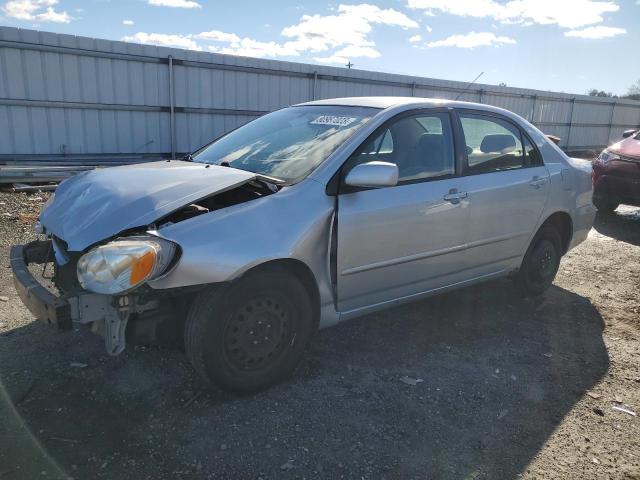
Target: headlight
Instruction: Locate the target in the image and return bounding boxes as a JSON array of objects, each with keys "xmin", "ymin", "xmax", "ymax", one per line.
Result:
[
  {"xmin": 77, "ymin": 236, "xmax": 177, "ymax": 294},
  {"xmin": 598, "ymin": 150, "xmax": 620, "ymax": 164}
]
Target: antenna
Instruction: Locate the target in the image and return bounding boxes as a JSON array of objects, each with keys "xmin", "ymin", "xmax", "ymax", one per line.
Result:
[{"xmin": 455, "ymin": 71, "xmax": 484, "ymax": 101}]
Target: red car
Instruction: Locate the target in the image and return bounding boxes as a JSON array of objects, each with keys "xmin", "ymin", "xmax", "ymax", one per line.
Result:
[{"xmin": 592, "ymin": 129, "xmax": 640, "ymax": 213}]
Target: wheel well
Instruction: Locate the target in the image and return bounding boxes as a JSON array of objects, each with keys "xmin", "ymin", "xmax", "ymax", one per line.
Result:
[
  {"xmin": 241, "ymin": 259, "xmax": 321, "ymax": 330},
  {"xmin": 540, "ymin": 212, "xmax": 573, "ymax": 254}
]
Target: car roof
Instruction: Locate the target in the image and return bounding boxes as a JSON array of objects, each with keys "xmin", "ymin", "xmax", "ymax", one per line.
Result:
[{"xmin": 296, "ymin": 96, "xmax": 516, "ymax": 116}]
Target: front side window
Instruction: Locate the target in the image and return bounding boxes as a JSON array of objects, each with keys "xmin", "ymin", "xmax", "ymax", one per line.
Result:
[
  {"xmin": 192, "ymin": 105, "xmax": 379, "ymax": 183},
  {"xmin": 460, "ymin": 114, "xmax": 525, "ymax": 174},
  {"xmin": 346, "ymin": 112, "xmax": 455, "ymax": 183}
]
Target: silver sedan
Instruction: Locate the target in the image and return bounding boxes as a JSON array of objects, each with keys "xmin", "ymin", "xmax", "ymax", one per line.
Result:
[{"xmin": 11, "ymin": 97, "xmax": 595, "ymax": 392}]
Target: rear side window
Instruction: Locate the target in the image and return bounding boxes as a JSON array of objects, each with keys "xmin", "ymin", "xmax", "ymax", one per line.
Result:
[
  {"xmin": 346, "ymin": 112, "xmax": 455, "ymax": 184},
  {"xmin": 459, "ymin": 114, "xmax": 525, "ymax": 174},
  {"xmin": 523, "ymin": 135, "xmax": 543, "ymax": 166}
]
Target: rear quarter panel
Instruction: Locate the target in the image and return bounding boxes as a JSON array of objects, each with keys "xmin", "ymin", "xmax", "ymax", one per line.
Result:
[
  {"xmin": 499, "ymin": 116, "xmax": 595, "ymax": 262},
  {"xmin": 538, "ymin": 142, "xmax": 595, "ymax": 252}
]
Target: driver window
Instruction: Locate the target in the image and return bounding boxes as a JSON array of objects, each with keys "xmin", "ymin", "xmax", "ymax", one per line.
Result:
[{"xmin": 346, "ymin": 112, "xmax": 455, "ymax": 183}]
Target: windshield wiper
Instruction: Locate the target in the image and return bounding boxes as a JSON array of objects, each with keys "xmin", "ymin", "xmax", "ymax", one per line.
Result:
[
  {"xmin": 255, "ymin": 173, "xmax": 286, "ymax": 186},
  {"xmin": 217, "ymin": 161, "xmax": 286, "ymax": 184},
  {"xmin": 182, "ymin": 153, "xmax": 194, "ymax": 162}
]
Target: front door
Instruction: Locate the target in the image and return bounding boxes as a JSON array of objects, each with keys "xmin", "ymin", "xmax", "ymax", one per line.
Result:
[{"xmin": 336, "ymin": 111, "xmax": 470, "ymax": 313}]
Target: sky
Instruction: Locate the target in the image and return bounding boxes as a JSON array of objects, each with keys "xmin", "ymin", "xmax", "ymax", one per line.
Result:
[{"xmin": 0, "ymin": 0, "xmax": 638, "ymax": 96}]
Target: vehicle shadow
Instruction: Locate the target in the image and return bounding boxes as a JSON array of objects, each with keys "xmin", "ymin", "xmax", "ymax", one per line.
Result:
[
  {"xmin": 0, "ymin": 280, "xmax": 608, "ymax": 479},
  {"xmin": 593, "ymin": 206, "xmax": 640, "ymax": 246},
  {"xmin": 304, "ymin": 281, "xmax": 608, "ymax": 479}
]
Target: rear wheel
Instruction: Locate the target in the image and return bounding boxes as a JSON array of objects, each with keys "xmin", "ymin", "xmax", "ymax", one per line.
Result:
[
  {"xmin": 515, "ymin": 225, "xmax": 562, "ymax": 296},
  {"xmin": 184, "ymin": 269, "xmax": 314, "ymax": 393},
  {"xmin": 593, "ymin": 196, "xmax": 619, "ymax": 214}
]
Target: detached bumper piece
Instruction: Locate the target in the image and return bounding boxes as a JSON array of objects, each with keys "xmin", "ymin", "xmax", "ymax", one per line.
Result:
[{"xmin": 10, "ymin": 241, "xmax": 72, "ymax": 330}]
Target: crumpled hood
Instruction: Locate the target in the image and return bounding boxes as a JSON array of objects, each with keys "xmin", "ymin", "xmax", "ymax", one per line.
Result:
[{"xmin": 40, "ymin": 160, "xmax": 256, "ymax": 251}]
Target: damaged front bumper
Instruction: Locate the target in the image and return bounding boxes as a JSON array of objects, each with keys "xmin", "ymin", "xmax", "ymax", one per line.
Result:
[
  {"xmin": 10, "ymin": 241, "xmax": 72, "ymax": 330},
  {"xmin": 10, "ymin": 240, "xmax": 158, "ymax": 355}
]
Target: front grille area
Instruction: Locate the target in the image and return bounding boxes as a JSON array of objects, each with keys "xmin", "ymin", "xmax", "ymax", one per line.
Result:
[
  {"xmin": 619, "ymin": 153, "xmax": 640, "ymax": 164},
  {"xmin": 51, "ymin": 236, "xmax": 83, "ymax": 295}
]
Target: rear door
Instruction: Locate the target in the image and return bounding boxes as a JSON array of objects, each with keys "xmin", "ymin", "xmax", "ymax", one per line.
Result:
[
  {"xmin": 336, "ymin": 110, "xmax": 470, "ymax": 313},
  {"xmin": 456, "ymin": 111, "xmax": 549, "ymax": 275}
]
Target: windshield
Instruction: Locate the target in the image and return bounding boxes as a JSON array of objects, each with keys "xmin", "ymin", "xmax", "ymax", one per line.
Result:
[{"xmin": 192, "ymin": 105, "xmax": 379, "ymax": 182}]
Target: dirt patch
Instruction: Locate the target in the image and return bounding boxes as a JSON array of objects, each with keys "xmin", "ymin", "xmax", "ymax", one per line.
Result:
[{"xmin": 0, "ymin": 191, "xmax": 638, "ymax": 479}]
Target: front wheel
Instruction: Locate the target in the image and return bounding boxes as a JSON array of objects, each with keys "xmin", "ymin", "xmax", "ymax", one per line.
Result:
[
  {"xmin": 515, "ymin": 225, "xmax": 562, "ymax": 296},
  {"xmin": 184, "ymin": 269, "xmax": 315, "ymax": 393}
]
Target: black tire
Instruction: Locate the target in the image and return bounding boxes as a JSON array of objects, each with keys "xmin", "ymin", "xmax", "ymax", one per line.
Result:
[
  {"xmin": 593, "ymin": 196, "xmax": 619, "ymax": 214},
  {"xmin": 184, "ymin": 269, "xmax": 315, "ymax": 393},
  {"xmin": 515, "ymin": 225, "xmax": 562, "ymax": 297}
]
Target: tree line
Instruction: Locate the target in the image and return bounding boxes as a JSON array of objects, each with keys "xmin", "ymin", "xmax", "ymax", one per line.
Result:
[{"xmin": 588, "ymin": 79, "xmax": 640, "ymax": 100}]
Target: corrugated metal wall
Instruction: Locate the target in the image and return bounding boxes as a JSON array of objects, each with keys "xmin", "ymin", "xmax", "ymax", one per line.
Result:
[{"xmin": 1, "ymin": 25, "xmax": 639, "ymax": 166}]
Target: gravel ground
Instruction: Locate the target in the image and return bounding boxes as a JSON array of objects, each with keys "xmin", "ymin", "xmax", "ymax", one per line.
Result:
[{"xmin": 0, "ymin": 190, "xmax": 638, "ymax": 480}]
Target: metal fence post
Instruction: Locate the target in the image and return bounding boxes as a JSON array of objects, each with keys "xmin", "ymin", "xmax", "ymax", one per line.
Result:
[
  {"xmin": 565, "ymin": 98, "xmax": 576, "ymax": 151},
  {"xmin": 312, "ymin": 70, "xmax": 318, "ymax": 100},
  {"xmin": 606, "ymin": 101, "xmax": 616, "ymax": 145},
  {"xmin": 411, "ymin": 82, "xmax": 416, "ymax": 97},
  {"xmin": 530, "ymin": 95, "xmax": 537, "ymax": 124},
  {"xmin": 168, "ymin": 55, "xmax": 176, "ymax": 160},
  {"xmin": 478, "ymin": 89, "xmax": 484, "ymax": 104}
]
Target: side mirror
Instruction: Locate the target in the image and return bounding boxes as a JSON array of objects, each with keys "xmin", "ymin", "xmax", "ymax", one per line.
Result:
[
  {"xmin": 344, "ymin": 161, "xmax": 398, "ymax": 189},
  {"xmin": 622, "ymin": 129, "xmax": 637, "ymax": 139}
]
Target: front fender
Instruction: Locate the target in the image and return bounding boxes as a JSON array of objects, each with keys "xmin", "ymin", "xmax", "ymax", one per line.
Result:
[{"xmin": 148, "ymin": 179, "xmax": 335, "ymax": 295}]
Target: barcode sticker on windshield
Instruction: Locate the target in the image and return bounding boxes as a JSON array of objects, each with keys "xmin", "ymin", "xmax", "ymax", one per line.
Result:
[{"xmin": 310, "ymin": 115, "xmax": 357, "ymax": 127}]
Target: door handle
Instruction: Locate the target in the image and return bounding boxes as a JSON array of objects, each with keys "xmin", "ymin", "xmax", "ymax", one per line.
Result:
[
  {"xmin": 443, "ymin": 189, "xmax": 468, "ymax": 204},
  {"xmin": 529, "ymin": 176, "xmax": 548, "ymax": 189}
]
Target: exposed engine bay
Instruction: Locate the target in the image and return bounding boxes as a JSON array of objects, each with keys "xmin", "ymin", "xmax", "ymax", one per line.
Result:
[
  {"xmin": 26, "ymin": 177, "xmax": 280, "ymax": 356},
  {"xmin": 157, "ymin": 179, "xmax": 278, "ymax": 227}
]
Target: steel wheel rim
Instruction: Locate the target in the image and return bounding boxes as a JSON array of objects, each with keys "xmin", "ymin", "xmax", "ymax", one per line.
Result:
[
  {"xmin": 223, "ymin": 295, "xmax": 290, "ymax": 372},
  {"xmin": 530, "ymin": 239, "xmax": 557, "ymax": 283}
]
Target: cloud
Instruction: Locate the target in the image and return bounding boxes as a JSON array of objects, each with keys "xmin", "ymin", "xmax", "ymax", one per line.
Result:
[
  {"xmin": 313, "ymin": 55, "xmax": 349, "ymax": 65},
  {"xmin": 122, "ymin": 19, "xmax": 134, "ymax": 25},
  {"xmin": 197, "ymin": 30, "xmax": 240, "ymax": 43},
  {"xmin": 281, "ymin": 3, "xmax": 418, "ymax": 54},
  {"xmin": 122, "ymin": 32, "xmax": 202, "ymax": 51},
  {"xmin": 147, "ymin": 0, "xmax": 201, "ymax": 8},
  {"xmin": 407, "ymin": 0, "xmax": 620, "ymax": 30},
  {"xmin": 314, "ymin": 45, "xmax": 383, "ymax": 64},
  {"xmin": 564, "ymin": 25, "xmax": 626, "ymax": 38},
  {"xmin": 123, "ymin": 3, "xmax": 418, "ymax": 61},
  {"xmin": 208, "ymin": 38, "xmax": 299, "ymax": 58},
  {"xmin": 2, "ymin": 0, "xmax": 72, "ymax": 22},
  {"xmin": 426, "ymin": 31, "xmax": 516, "ymax": 48},
  {"xmin": 203, "ymin": 3, "xmax": 418, "ymax": 60},
  {"xmin": 409, "ymin": 34, "xmax": 422, "ymax": 43},
  {"xmin": 334, "ymin": 44, "xmax": 381, "ymax": 58}
]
